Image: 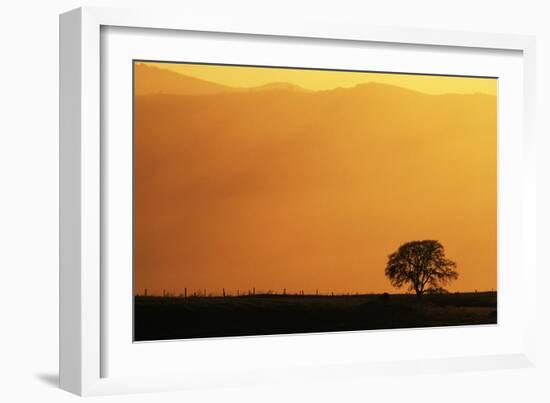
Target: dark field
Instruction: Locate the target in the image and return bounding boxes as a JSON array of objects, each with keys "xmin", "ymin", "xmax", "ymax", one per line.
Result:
[{"xmin": 134, "ymin": 292, "xmax": 497, "ymax": 341}]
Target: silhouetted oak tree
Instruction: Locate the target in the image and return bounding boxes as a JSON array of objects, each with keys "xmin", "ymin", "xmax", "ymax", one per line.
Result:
[{"xmin": 385, "ymin": 240, "xmax": 458, "ymax": 299}]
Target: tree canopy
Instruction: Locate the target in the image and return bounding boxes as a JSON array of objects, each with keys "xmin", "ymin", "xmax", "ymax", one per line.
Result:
[{"xmin": 385, "ymin": 240, "xmax": 458, "ymax": 298}]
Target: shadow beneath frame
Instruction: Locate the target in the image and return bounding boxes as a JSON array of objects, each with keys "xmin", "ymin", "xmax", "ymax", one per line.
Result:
[{"xmin": 35, "ymin": 372, "xmax": 59, "ymax": 388}]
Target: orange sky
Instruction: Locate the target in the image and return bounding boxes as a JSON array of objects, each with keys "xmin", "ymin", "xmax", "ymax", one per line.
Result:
[{"xmin": 133, "ymin": 62, "xmax": 497, "ymax": 296}]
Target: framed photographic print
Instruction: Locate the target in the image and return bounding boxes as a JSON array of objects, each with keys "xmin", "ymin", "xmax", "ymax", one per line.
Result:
[
  {"xmin": 60, "ymin": 7, "xmax": 537, "ymax": 396},
  {"xmin": 132, "ymin": 60, "xmax": 497, "ymax": 341}
]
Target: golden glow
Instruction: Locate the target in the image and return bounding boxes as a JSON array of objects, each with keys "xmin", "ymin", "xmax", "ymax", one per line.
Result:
[
  {"xmin": 134, "ymin": 62, "xmax": 497, "ymax": 296},
  {"xmin": 144, "ymin": 61, "xmax": 497, "ymax": 95}
]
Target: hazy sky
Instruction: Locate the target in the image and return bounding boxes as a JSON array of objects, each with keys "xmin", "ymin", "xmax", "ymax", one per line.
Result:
[
  {"xmin": 134, "ymin": 62, "xmax": 497, "ymax": 296},
  {"xmin": 143, "ymin": 61, "xmax": 497, "ymax": 95}
]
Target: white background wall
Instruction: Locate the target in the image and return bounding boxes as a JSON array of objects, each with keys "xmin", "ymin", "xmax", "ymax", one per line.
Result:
[{"xmin": 0, "ymin": 0, "xmax": 548, "ymax": 401}]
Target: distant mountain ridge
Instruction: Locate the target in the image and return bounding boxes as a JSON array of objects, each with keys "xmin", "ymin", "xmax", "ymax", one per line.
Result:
[
  {"xmin": 134, "ymin": 63, "xmax": 386, "ymax": 96},
  {"xmin": 135, "ymin": 63, "xmax": 493, "ymax": 98},
  {"xmin": 135, "ymin": 63, "xmax": 316, "ymax": 96},
  {"xmin": 134, "ymin": 63, "xmax": 238, "ymax": 96}
]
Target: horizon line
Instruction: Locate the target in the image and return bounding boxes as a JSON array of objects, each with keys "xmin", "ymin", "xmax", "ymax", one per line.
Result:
[{"xmin": 134, "ymin": 290, "xmax": 497, "ymax": 296}]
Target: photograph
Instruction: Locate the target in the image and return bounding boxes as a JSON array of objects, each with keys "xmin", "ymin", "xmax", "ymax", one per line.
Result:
[{"xmin": 133, "ymin": 60, "xmax": 497, "ymax": 342}]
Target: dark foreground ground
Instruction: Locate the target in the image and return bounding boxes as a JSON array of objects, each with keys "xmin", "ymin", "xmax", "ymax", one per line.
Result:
[{"xmin": 134, "ymin": 292, "xmax": 497, "ymax": 341}]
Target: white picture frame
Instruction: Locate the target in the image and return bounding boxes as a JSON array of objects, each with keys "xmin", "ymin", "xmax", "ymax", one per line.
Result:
[{"xmin": 60, "ymin": 6, "xmax": 537, "ymax": 396}]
